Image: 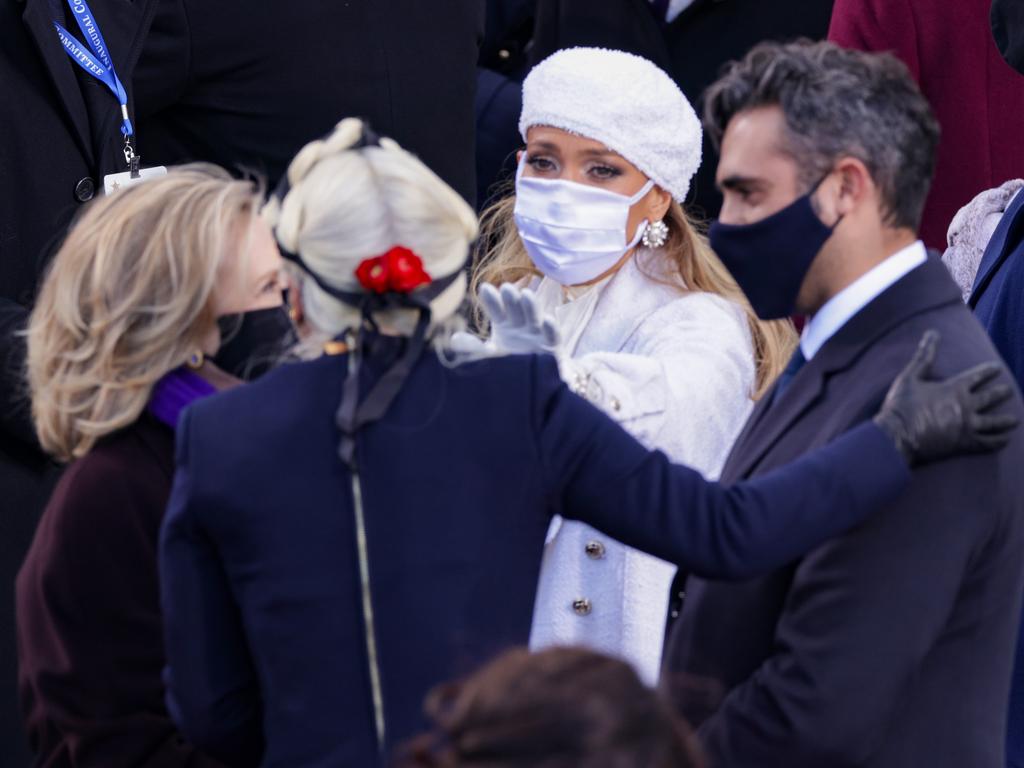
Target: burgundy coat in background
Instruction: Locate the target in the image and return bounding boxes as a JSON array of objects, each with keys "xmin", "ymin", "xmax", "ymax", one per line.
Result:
[
  {"xmin": 15, "ymin": 415, "xmax": 221, "ymax": 768},
  {"xmin": 829, "ymin": 0, "xmax": 1024, "ymax": 251}
]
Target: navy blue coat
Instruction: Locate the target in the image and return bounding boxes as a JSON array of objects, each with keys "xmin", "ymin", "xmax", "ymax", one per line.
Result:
[
  {"xmin": 159, "ymin": 345, "xmax": 908, "ymax": 767},
  {"xmin": 665, "ymin": 258, "xmax": 1024, "ymax": 768},
  {"xmin": 968, "ymin": 190, "xmax": 1024, "ymax": 767}
]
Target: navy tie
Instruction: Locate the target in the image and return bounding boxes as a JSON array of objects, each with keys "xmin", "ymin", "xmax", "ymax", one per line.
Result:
[{"xmin": 771, "ymin": 347, "xmax": 807, "ymax": 406}]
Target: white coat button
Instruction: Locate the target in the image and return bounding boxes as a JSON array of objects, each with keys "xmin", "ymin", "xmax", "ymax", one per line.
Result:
[
  {"xmin": 572, "ymin": 598, "xmax": 592, "ymax": 616},
  {"xmin": 585, "ymin": 541, "xmax": 606, "ymax": 559},
  {"xmin": 610, "ymin": 396, "xmax": 621, "ymax": 412}
]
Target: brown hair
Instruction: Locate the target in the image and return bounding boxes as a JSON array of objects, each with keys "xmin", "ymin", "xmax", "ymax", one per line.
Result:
[
  {"xmin": 397, "ymin": 647, "xmax": 704, "ymax": 768},
  {"xmin": 473, "ymin": 190, "xmax": 796, "ymax": 399}
]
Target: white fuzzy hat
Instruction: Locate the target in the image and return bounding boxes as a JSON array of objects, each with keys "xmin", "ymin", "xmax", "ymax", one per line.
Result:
[{"xmin": 519, "ymin": 47, "xmax": 702, "ymax": 203}]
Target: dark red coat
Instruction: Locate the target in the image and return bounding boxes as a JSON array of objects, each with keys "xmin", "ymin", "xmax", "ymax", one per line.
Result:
[
  {"xmin": 829, "ymin": 0, "xmax": 1024, "ymax": 251},
  {"xmin": 15, "ymin": 414, "xmax": 221, "ymax": 767}
]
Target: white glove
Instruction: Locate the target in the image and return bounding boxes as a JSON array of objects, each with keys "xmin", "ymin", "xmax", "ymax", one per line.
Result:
[{"xmin": 451, "ymin": 283, "xmax": 562, "ymax": 357}]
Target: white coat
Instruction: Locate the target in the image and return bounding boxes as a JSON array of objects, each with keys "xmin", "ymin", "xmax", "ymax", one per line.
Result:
[{"xmin": 528, "ymin": 248, "xmax": 756, "ymax": 685}]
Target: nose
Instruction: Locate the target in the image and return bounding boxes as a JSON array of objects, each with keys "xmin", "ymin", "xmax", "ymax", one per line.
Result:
[{"xmin": 718, "ymin": 194, "xmax": 743, "ymax": 226}]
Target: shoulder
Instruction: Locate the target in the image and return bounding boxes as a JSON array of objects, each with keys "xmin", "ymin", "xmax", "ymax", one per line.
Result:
[
  {"xmin": 634, "ymin": 289, "xmax": 751, "ymax": 349},
  {"xmin": 50, "ymin": 422, "xmax": 171, "ymax": 513},
  {"xmin": 26, "ymin": 424, "xmax": 170, "ymax": 573}
]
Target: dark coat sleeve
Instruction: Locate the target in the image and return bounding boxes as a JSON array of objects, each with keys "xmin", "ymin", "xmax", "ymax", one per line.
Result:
[
  {"xmin": 980, "ymin": 253, "xmax": 1024, "ymax": 389},
  {"xmin": 529, "ymin": 355, "xmax": 911, "ymax": 579},
  {"xmin": 0, "ymin": 298, "xmax": 42, "ymax": 450},
  {"xmin": 159, "ymin": 407, "xmax": 264, "ymax": 768}
]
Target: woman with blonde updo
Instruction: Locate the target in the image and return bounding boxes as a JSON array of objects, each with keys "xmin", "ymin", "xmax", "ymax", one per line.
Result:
[
  {"xmin": 16, "ymin": 165, "xmax": 290, "ymax": 768},
  {"xmin": 155, "ymin": 117, "xmax": 996, "ymax": 767},
  {"xmin": 469, "ymin": 47, "xmax": 797, "ymax": 683}
]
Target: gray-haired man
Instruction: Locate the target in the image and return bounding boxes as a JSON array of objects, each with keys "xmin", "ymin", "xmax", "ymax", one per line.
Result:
[{"xmin": 663, "ymin": 40, "xmax": 1024, "ymax": 768}]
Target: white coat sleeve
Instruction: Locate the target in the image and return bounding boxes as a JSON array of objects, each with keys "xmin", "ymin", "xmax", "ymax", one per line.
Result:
[{"xmin": 559, "ymin": 294, "xmax": 756, "ymax": 474}]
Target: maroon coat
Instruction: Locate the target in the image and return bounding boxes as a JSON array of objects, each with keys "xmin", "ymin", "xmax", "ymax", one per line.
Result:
[
  {"xmin": 15, "ymin": 414, "xmax": 221, "ymax": 767},
  {"xmin": 829, "ymin": 0, "xmax": 1024, "ymax": 251}
]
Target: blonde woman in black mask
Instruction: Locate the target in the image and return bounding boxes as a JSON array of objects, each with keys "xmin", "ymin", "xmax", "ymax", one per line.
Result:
[{"xmin": 16, "ymin": 165, "xmax": 290, "ymax": 768}]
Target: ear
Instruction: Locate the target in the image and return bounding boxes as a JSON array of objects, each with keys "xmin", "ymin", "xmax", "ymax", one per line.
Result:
[
  {"xmin": 832, "ymin": 156, "xmax": 872, "ymax": 218},
  {"xmin": 645, "ymin": 184, "xmax": 673, "ymax": 222}
]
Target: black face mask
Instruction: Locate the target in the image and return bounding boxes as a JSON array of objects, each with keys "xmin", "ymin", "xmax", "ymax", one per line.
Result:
[
  {"xmin": 213, "ymin": 305, "xmax": 298, "ymax": 381},
  {"xmin": 709, "ymin": 177, "xmax": 842, "ymax": 320},
  {"xmin": 992, "ymin": 0, "xmax": 1024, "ymax": 75}
]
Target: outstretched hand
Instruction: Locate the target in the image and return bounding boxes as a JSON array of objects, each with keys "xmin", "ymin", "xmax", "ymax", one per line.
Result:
[
  {"xmin": 451, "ymin": 283, "xmax": 561, "ymax": 357},
  {"xmin": 873, "ymin": 330, "xmax": 1019, "ymax": 466}
]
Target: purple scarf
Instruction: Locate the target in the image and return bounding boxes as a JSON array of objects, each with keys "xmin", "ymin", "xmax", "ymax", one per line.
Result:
[{"xmin": 147, "ymin": 368, "xmax": 218, "ymax": 430}]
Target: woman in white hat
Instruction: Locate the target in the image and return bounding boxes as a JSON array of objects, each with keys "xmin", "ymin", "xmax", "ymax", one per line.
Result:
[{"xmin": 472, "ymin": 47, "xmax": 798, "ymax": 684}]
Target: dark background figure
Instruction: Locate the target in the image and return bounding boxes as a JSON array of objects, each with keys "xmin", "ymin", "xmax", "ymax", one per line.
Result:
[
  {"xmin": 397, "ymin": 646, "xmax": 704, "ymax": 768},
  {"xmin": 527, "ymin": 0, "xmax": 835, "ymax": 220},
  {"xmin": 0, "ymin": 1, "xmax": 481, "ymax": 762},
  {"xmin": 974, "ymin": 5, "xmax": 1024, "ymax": 763},
  {"xmin": 970, "ymin": 180, "xmax": 1024, "ymax": 768},
  {"xmin": 475, "ymin": 0, "xmax": 534, "ymax": 210},
  {"xmin": 829, "ymin": 0, "xmax": 1024, "ymax": 252}
]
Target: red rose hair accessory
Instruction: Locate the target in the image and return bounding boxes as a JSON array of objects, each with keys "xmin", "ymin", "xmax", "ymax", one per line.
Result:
[{"xmin": 355, "ymin": 246, "xmax": 432, "ymax": 294}]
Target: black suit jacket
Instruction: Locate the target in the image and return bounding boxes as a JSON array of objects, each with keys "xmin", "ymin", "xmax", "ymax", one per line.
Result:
[
  {"xmin": 1, "ymin": 1, "xmax": 154, "ymax": 760},
  {"xmin": 663, "ymin": 257, "xmax": 1024, "ymax": 767},
  {"xmin": 529, "ymin": 0, "xmax": 834, "ymax": 219}
]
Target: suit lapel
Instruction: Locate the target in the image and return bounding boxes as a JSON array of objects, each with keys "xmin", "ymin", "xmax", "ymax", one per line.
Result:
[
  {"xmin": 724, "ymin": 257, "xmax": 963, "ymax": 479},
  {"xmin": 23, "ymin": 0, "xmax": 94, "ymax": 165},
  {"xmin": 970, "ymin": 190, "xmax": 1024, "ymax": 307},
  {"xmin": 722, "ymin": 354, "xmax": 828, "ymax": 480}
]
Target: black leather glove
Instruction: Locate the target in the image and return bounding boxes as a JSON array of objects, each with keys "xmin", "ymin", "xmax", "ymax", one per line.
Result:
[{"xmin": 873, "ymin": 330, "xmax": 1019, "ymax": 466}]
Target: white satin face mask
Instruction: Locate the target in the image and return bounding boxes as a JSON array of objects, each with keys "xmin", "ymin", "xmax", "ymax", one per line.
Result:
[{"xmin": 513, "ymin": 156, "xmax": 655, "ymax": 286}]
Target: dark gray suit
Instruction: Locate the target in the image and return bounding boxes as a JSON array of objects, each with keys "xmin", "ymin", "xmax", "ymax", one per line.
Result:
[{"xmin": 664, "ymin": 257, "xmax": 1024, "ymax": 767}]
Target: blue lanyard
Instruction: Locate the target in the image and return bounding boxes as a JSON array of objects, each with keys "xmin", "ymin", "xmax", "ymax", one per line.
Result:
[{"xmin": 53, "ymin": 0, "xmax": 133, "ymax": 139}]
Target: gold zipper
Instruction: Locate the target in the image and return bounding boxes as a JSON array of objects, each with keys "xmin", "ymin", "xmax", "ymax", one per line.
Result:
[
  {"xmin": 351, "ymin": 470, "xmax": 386, "ymax": 750},
  {"xmin": 347, "ymin": 348, "xmax": 386, "ymax": 753}
]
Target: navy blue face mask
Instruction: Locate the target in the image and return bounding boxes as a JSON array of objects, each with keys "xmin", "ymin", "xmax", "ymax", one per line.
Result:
[{"xmin": 709, "ymin": 176, "xmax": 842, "ymax": 320}]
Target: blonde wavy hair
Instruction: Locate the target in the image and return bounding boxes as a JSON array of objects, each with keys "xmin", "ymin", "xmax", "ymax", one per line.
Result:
[
  {"xmin": 27, "ymin": 164, "xmax": 263, "ymax": 461},
  {"xmin": 473, "ymin": 192, "xmax": 797, "ymax": 400},
  {"xmin": 263, "ymin": 118, "xmax": 479, "ymax": 357}
]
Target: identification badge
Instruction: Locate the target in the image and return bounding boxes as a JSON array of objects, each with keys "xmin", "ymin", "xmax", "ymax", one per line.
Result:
[{"xmin": 103, "ymin": 166, "xmax": 168, "ymax": 195}]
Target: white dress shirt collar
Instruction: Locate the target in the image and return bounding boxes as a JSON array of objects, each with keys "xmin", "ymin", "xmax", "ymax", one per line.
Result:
[{"xmin": 801, "ymin": 241, "xmax": 928, "ymax": 361}]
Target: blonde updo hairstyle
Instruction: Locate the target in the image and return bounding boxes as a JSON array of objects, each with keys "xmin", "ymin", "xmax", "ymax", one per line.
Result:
[
  {"xmin": 264, "ymin": 118, "xmax": 479, "ymax": 357},
  {"xmin": 27, "ymin": 164, "xmax": 263, "ymax": 461},
  {"xmin": 474, "ymin": 190, "xmax": 797, "ymax": 401}
]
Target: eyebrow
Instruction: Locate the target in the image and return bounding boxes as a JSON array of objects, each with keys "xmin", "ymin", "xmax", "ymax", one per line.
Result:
[
  {"xmin": 717, "ymin": 175, "xmax": 766, "ymax": 192},
  {"xmin": 526, "ymin": 141, "xmax": 621, "ymax": 159},
  {"xmin": 526, "ymin": 140, "xmax": 562, "ymax": 154}
]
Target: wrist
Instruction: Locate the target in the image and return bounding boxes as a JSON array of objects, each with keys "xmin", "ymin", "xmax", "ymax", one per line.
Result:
[{"xmin": 872, "ymin": 412, "xmax": 914, "ymax": 467}]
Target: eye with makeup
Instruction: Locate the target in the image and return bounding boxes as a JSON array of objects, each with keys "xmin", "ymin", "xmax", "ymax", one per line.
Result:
[
  {"xmin": 587, "ymin": 162, "xmax": 623, "ymax": 182},
  {"xmin": 525, "ymin": 154, "xmax": 558, "ymax": 173}
]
